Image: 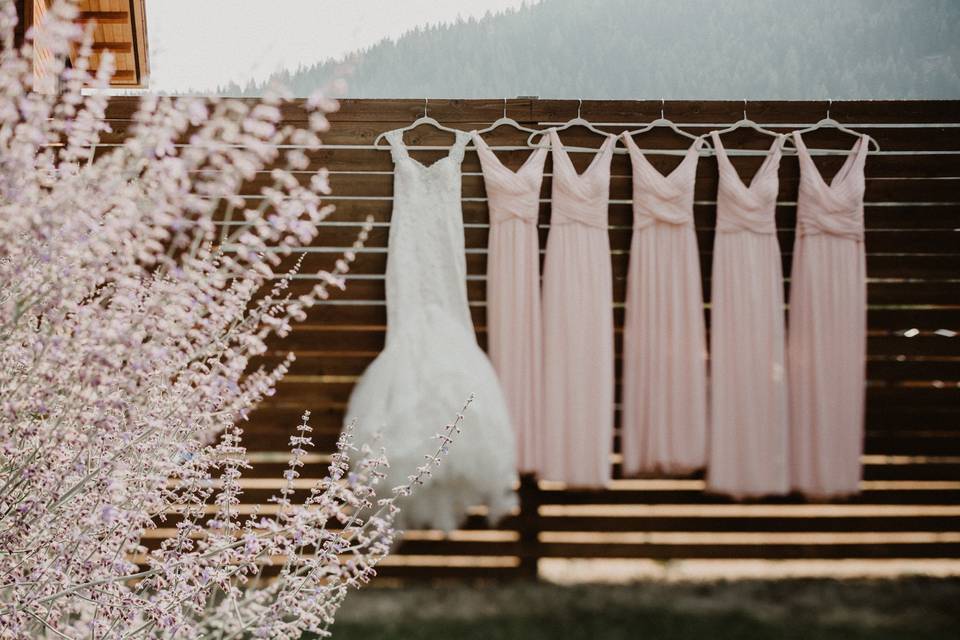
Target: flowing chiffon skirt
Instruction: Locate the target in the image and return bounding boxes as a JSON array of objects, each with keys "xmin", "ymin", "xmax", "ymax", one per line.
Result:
[
  {"xmin": 788, "ymin": 132, "xmax": 869, "ymax": 498},
  {"xmin": 620, "ymin": 136, "xmax": 708, "ymax": 475}
]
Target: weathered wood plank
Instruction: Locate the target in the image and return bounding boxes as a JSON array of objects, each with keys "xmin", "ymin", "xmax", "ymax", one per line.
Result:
[
  {"xmin": 247, "ymin": 223, "xmax": 959, "ymax": 254},
  {"xmin": 260, "ymin": 248, "xmax": 960, "ymax": 280},
  {"xmin": 534, "ymin": 515, "xmax": 960, "ymax": 533},
  {"xmin": 533, "ymin": 541, "xmax": 960, "ymax": 559},
  {"xmin": 263, "ymin": 328, "xmax": 960, "ymax": 359},
  {"xmin": 293, "ymin": 303, "xmax": 960, "ymax": 332},
  {"xmin": 96, "ymin": 118, "xmax": 960, "ymax": 150},
  {"xmin": 267, "ymin": 276, "xmax": 960, "ymax": 306},
  {"xmin": 201, "ymin": 169, "xmax": 960, "ymax": 202},
  {"xmin": 100, "ymin": 98, "xmax": 960, "ymax": 124},
  {"xmin": 235, "ymin": 200, "xmax": 960, "ymax": 231}
]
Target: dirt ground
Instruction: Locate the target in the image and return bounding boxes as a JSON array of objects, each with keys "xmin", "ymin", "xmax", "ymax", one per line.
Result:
[{"xmin": 328, "ymin": 576, "xmax": 960, "ymax": 639}]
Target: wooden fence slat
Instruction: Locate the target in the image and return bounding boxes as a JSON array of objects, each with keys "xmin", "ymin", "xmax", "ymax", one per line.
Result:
[
  {"xmin": 207, "ymin": 170, "xmax": 960, "ymax": 202},
  {"xmin": 533, "ymin": 542, "xmax": 960, "ymax": 560},
  {"xmin": 244, "ymin": 410, "xmax": 960, "ymax": 439},
  {"xmin": 224, "ymin": 484, "xmax": 960, "ymax": 507},
  {"xmin": 93, "ymin": 143, "xmax": 960, "ymax": 179},
  {"xmin": 268, "ymin": 277, "xmax": 960, "ymax": 306},
  {"xmin": 534, "ymin": 488, "xmax": 960, "ymax": 507},
  {"xmin": 254, "ymin": 225, "xmax": 959, "ymax": 254},
  {"xmin": 254, "ymin": 353, "xmax": 960, "ymax": 386},
  {"xmin": 102, "ymin": 98, "xmax": 960, "ymax": 124},
  {"xmin": 262, "ymin": 329, "xmax": 960, "ymax": 358},
  {"xmin": 167, "ymin": 149, "xmax": 960, "ymax": 177},
  {"xmin": 98, "ymin": 119, "xmax": 960, "ymax": 151},
  {"xmin": 299, "ymin": 302, "xmax": 960, "ymax": 328},
  {"xmin": 246, "ymin": 200, "xmax": 960, "ymax": 233},
  {"xmin": 527, "ymin": 99, "xmax": 960, "ymax": 125},
  {"xmin": 261, "ymin": 249, "xmax": 960, "ymax": 281},
  {"xmin": 236, "ymin": 459, "xmax": 960, "ymax": 483},
  {"xmin": 535, "ymin": 515, "xmax": 960, "ymax": 533}
]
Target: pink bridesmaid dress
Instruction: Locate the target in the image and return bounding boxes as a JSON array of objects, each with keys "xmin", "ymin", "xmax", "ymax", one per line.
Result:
[
  {"xmin": 541, "ymin": 129, "xmax": 616, "ymax": 487},
  {"xmin": 621, "ymin": 135, "xmax": 709, "ymax": 475},
  {"xmin": 788, "ymin": 132, "xmax": 869, "ymax": 498},
  {"xmin": 472, "ymin": 132, "xmax": 548, "ymax": 474},
  {"xmin": 707, "ymin": 132, "xmax": 790, "ymax": 498}
]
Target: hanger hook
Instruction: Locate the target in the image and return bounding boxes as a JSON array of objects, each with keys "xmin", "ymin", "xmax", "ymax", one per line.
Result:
[
  {"xmin": 424, "ymin": 98, "xmax": 428, "ymax": 119},
  {"xmin": 577, "ymin": 98, "xmax": 583, "ymax": 119},
  {"xmin": 826, "ymin": 98, "xmax": 832, "ymax": 120},
  {"xmin": 660, "ymin": 98, "xmax": 665, "ymax": 120},
  {"xmin": 743, "ymin": 99, "xmax": 748, "ymax": 121}
]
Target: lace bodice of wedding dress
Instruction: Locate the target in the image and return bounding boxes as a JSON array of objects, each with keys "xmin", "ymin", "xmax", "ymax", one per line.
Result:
[{"xmin": 343, "ymin": 128, "xmax": 517, "ymax": 531}]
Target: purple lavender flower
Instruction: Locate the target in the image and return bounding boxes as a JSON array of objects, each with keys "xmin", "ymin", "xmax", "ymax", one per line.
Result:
[{"xmin": 0, "ymin": 4, "xmax": 460, "ymax": 637}]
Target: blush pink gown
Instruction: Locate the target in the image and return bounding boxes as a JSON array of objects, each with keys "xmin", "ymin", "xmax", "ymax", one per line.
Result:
[
  {"xmin": 541, "ymin": 129, "xmax": 616, "ymax": 487},
  {"xmin": 620, "ymin": 135, "xmax": 709, "ymax": 475},
  {"xmin": 788, "ymin": 132, "xmax": 869, "ymax": 498},
  {"xmin": 707, "ymin": 132, "xmax": 790, "ymax": 498},
  {"xmin": 472, "ymin": 132, "xmax": 548, "ymax": 475}
]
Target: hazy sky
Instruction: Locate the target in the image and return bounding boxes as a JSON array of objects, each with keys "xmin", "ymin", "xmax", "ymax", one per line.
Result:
[{"xmin": 146, "ymin": 0, "xmax": 530, "ymax": 92}]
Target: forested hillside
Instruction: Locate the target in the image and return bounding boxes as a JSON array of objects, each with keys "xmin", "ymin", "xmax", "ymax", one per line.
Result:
[{"xmin": 217, "ymin": 0, "xmax": 960, "ymax": 98}]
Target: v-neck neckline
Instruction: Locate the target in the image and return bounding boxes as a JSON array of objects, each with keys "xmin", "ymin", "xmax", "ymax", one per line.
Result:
[
  {"xmin": 551, "ymin": 130, "xmax": 615, "ymax": 180},
  {"xmin": 713, "ymin": 133, "xmax": 784, "ymax": 193},
  {"xmin": 625, "ymin": 135, "xmax": 702, "ymax": 184},
  {"xmin": 794, "ymin": 131, "xmax": 865, "ymax": 193},
  {"xmin": 405, "ymin": 154, "xmax": 454, "ymax": 171},
  {"xmin": 473, "ymin": 133, "xmax": 546, "ymax": 178},
  {"xmin": 391, "ymin": 131, "xmax": 466, "ymax": 171}
]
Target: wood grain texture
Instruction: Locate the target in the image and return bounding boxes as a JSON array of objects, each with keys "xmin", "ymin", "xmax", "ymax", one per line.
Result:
[
  {"xmin": 102, "ymin": 98, "xmax": 960, "ymax": 573},
  {"xmin": 100, "ymin": 98, "xmax": 960, "ymax": 124}
]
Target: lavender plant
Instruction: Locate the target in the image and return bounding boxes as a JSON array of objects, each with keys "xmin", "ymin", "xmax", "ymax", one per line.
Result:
[{"xmin": 0, "ymin": 2, "xmax": 462, "ymax": 637}]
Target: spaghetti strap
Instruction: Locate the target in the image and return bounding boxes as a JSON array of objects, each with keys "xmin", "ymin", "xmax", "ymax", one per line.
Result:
[
  {"xmin": 598, "ymin": 133, "xmax": 618, "ymax": 157},
  {"xmin": 762, "ymin": 134, "xmax": 786, "ymax": 169},
  {"xmin": 471, "ymin": 130, "xmax": 492, "ymax": 154},
  {"xmin": 852, "ymin": 133, "xmax": 870, "ymax": 169},
  {"xmin": 709, "ymin": 131, "xmax": 731, "ymax": 168},
  {"xmin": 792, "ymin": 131, "xmax": 819, "ymax": 173}
]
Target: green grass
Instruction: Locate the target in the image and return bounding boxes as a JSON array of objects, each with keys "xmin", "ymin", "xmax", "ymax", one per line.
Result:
[{"xmin": 326, "ymin": 577, "xmax": 960, "ymax": 640}]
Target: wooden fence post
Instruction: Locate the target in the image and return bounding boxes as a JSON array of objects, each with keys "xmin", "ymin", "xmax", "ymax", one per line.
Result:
[
  {"xmin": 13, "ymin": 1, "xmax": 33, "ymax": 51},
  {"xmin": 517, "ymin": 473, "xmax": 541, "ymax": 580}
]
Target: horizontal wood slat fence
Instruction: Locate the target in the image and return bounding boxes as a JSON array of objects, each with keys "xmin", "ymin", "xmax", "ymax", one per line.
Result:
[{"xmin": 106, "ymin": 98, "xmax": 960, "ymax": 580}]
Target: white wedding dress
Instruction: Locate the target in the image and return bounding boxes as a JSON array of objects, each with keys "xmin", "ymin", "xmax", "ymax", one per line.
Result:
[{"xmin": 344, "ymin": 129, "xmax": 518, "ymax": 532}]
